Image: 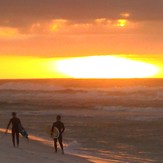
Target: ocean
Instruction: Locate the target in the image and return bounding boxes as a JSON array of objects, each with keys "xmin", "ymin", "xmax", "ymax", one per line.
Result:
[{"xmin": 0, "ymin": 79, "xmax": 163, "ymax": 162}]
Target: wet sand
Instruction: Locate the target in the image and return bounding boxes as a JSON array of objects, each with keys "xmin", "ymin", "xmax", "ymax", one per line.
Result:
[{"xmin": 1, "ymin": 107, "xmax": 163, "ymax": 162}]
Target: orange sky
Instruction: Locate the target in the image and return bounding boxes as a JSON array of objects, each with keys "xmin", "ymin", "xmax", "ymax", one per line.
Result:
[{"xmin": 0, "ymin": 0, "xmax": 163, "ymax": 78}]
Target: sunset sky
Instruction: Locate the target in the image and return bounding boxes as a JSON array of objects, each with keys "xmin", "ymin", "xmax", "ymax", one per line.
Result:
[{"xmin": 0, "ymin": 0, "xmax": 163, "ymax": 79}]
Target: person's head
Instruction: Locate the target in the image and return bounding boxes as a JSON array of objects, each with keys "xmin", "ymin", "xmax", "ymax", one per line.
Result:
[
  {"xmin": 56, "ymin": 115, "xmax": 61, "ymax": 121},
  {"xmin": 12, "ymin": 112, "xmax": 17, "ymax": 117}
]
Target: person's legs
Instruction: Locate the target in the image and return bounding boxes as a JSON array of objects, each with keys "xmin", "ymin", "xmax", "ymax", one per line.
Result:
[
  {"xmin": 12, "ymin": 131, "xmax": 15, "ymax": 147},
  {"xmin": 16, "ymin": 131, "xmax": 19, "ymax": 147},
  {"xmin": 54, "ymin": 138, "xmax": 57, "ymax": 152},
  {"xmin": 58, "ymin": 136, "xmax": 64, "ymax": 154}
]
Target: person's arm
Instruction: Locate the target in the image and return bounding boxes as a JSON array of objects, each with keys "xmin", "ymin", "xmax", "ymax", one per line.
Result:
[
  {"xmin": 61, "ymin": 123, "xmax": 65, "ymax": 134},
  {"xmin": 18, "ymin": 119, "xmax": 23, "ymax": 129},
  {"xmin": 51, "ymin": 123, "xmax": 54, "ymax": 137},
  {"xmin": 5, "ymin": 119, "xmax": 12, "ymax": 134}
]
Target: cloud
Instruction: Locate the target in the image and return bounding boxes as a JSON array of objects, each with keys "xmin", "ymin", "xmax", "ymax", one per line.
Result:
[
  {"xmin": 0, "ymin": 27, "xmax": 18, "ymax": 38},
  {"xmin": 0, "ymin": 0, "xmax": 163, "ymax": 30},
  {"xmin": 0, "ymin": 17, "xmax": 162, "ymax": 58},
  {"xmin": 0, "ymin": 18, "xmax": 134, "ymax": 37},
  {"xmin": 0, "ymin": 0, "xmax": 163, "ymax": 58}
]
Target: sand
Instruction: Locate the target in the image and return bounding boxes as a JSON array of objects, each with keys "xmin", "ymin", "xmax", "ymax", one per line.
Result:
[{"xmin": 0, "ymin": 130, "xmax": 91, "ymax": 163}]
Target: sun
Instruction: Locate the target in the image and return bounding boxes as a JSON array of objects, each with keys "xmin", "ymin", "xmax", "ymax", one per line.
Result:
[{"xmin": 56, "ymin": 56, "xmax": 159, "ymax": 78}]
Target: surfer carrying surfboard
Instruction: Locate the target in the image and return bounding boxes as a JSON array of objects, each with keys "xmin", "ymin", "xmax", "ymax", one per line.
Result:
[
  {"xmin": 5, "ymin": 112, "xmax": 24, "ymax": 147},
  {"xmin": 51, "ymin": 115, "xmax": 65, "ymax": 154}
]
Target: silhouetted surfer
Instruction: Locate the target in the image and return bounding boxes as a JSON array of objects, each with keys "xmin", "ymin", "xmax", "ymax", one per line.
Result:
[
  {"xmin": 5, "ymin": 112, "xmax": 22, "ymax": 147},
  {"xmin": 51, "ymin": 115, "xmax": 65, "ymax": 154}
]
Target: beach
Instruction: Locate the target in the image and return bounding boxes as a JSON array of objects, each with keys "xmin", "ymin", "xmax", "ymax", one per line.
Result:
[
  {"xmin": 1, "ymin": 116, "xmax": 163, "ymax": 163},
  {"xmin": 0, "ymin": 129, "xmax": 92, "ymax": 163},
  {"xmin": 0, "ymin": 79, "xmax": 163, "ymax": 162},
  {"xmin": 1, "ymin": 0, "xmax": 163, "ymax": 161}
]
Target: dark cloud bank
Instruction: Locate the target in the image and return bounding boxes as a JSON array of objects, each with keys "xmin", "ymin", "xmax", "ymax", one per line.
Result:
[{"xmin": 0, "ymin": 0, "xmax": 163, "ymax": 28}]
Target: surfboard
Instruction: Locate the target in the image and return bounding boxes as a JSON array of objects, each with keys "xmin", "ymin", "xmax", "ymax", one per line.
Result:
[
  {"xmin": 51, "ymin": 127, "xmax": 60, "ymax": 139},
  {"xmin": 19, "ymin": 125, "xmax": 28, "ymax": 139}
]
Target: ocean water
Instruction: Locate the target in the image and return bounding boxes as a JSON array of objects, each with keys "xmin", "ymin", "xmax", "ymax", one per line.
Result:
[{"xmin": 0, "ymin": 79, "xmax": 163, "ymax": 162}]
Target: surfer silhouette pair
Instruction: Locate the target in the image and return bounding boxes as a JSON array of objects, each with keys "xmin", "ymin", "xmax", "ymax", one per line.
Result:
[{"xmin": 5, "ymin": 112, "xmax": 65, "ymax": 154}]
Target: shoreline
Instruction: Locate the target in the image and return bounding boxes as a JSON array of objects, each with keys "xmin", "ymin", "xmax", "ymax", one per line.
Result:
[{"xmin": 0, "ymin": 129, "xmax": 91, "ymax": 163}]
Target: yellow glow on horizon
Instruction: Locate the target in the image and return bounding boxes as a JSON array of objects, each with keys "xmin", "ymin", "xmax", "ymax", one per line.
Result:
[
  {"xmin": 0, "ymin": 55, "xmax": 162, "ymax": 79},
  {"xmin": 0, "ymin": 56, "xmax": 64, "ymax": 79},
  {"xmin": 56, "ymin": 56, "xmax": 159, "ymax": 78}
]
